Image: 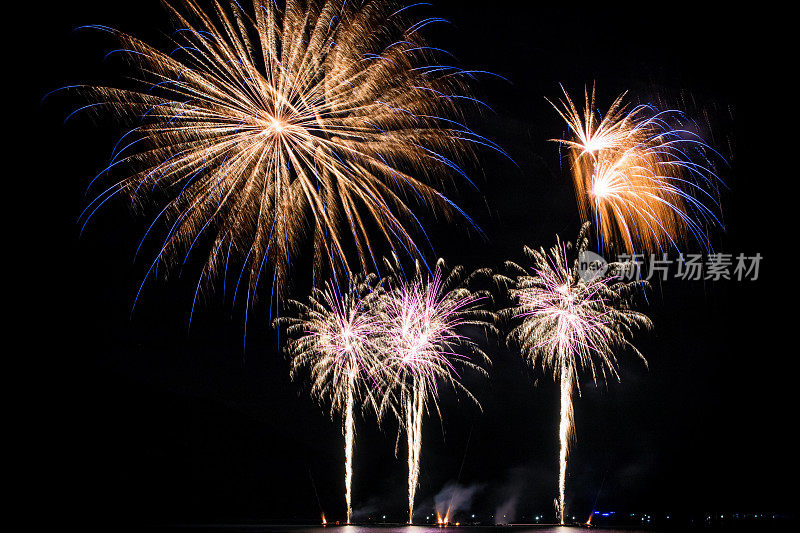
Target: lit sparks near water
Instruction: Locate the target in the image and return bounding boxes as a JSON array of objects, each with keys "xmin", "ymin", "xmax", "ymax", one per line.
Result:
[
  {"xmin": 498, "ymin": 223, "xmax": 652, "ymax": 525},
  {"xmin": 280, "ymin": 274, "xmax": 383, "ymax": 524},
  {"xmin": 550, "ymin": 86, "xmax": 724, "ymax": 254},
  {"xmin": 68, "ymin": 0, "xmax": 502, "ymax": 304},
  {"xmin": 376, "ymin": 257, "xmax": 495, "ymax": 524}
]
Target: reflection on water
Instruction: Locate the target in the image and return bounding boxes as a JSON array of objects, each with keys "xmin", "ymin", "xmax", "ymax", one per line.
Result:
[
  {"xmin": 292, "ymin": 528, "xmax": 640, "ymax": 533},
  {"xmin": 167, "ymin": 525, "xmax": 653, "ymax": 533}
]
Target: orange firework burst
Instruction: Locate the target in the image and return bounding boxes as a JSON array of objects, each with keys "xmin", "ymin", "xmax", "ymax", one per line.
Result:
[
  {"xmin": 68, "ymin": 0, "xmax": 500, "ymax": 305},
  {"xmin": 550, "ymin": 86, "xmax": 723, "ymax": 253}
]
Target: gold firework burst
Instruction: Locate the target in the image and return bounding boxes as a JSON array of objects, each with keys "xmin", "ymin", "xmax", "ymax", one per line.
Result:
[{"xmin": 72, "ymin": 0, "xmax": 499, "ymax": 304}]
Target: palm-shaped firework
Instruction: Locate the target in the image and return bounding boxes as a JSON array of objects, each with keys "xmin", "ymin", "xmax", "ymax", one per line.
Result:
[
  {"xmin": 549, "ymin": 86, "xmax": 723, "ymax": 253},
  {"xmin": 279, "ymin": 274, "xmax": 383, "ymax": 524},
  {"xmin": 375, "ymin": 256, "xmax": 495, "ymax": 524},
  {"xmin": 71, "ymin": 0, "xmax": 501, "ymax": 302},
  {"xmin": 497, "ymin": 223, "xmax": 652, "ymax": 525}
]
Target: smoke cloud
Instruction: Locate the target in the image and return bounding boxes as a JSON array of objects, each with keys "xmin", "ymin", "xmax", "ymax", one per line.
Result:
[{"xmin": 433, "ymin": 481, "xmax": 484, "ymax": 519}]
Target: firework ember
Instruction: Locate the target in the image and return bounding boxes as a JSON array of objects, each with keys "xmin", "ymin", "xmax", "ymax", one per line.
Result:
[{"xmin": 498, "ymin": 223, "xmax": 652, "ymax": 524}]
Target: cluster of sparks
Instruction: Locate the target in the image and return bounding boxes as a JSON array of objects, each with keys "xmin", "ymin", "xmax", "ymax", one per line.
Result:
[
  {"xmin": 551, "ymin": 86, "xmax": 723, "ymax": 254},
  {"xmin": 69, "ymin": 0, "xmax": 501, "ymax": 307},
  {"xmin": 280, "ymin": 257, "xmax": 494, "ymax": 524},
  {"xmin": 498, "ymin": 223, "xmax": 652, "ymax": 524},
  {"xmin": 436, "ymin": 512, "xmax": 460, "ymax": 526}
]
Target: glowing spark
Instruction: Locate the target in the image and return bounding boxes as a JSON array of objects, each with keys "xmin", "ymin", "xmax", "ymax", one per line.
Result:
[
  {"xmin": 279, "ymin": 274, "xmax": 383, "ymax": 525},
  {"xmin": 375, "ymin": 257, "xmax": 494, "ymax": 524},
  {"xmin": 497, "ymin": 223, "xmax": 652, "ymax": 525},
  {"xmin": 71, "ymin": 0, "xmax": 502, "ymax": 301},
  {"xmin": 550, "ymin": 86, "xmax": 724, "ymax": 253}
]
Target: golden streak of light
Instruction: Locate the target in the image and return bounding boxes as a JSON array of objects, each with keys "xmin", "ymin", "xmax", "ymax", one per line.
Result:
[
  {"xmin": 344, "ymin": 380, "xmax": 354, "ymax": 524},
  {"xmin": 558, "ymin": 361, "xmax": 574, "ymax": 525}
]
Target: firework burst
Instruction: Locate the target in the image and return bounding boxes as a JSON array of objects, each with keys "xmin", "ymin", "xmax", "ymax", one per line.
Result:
[
  {"xmin": 67, "ymin": 0, "xmax": 501, "ymax": 306},
  {"xmin": 550, "ymin": 86, "xmax": 723, "ymax": 254},
  {"xmin": 279, "ymin": 274, "xmax": 383, "ymax": 524},
  {"xmin": 497, "ymin": 223, "xmax": 652, "ymax": 524},
  {"xmin": 376, "ymin": 257, "xmax": 494, "ymax": 524}
]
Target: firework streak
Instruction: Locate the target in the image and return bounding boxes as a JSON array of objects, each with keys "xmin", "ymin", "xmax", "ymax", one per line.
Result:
[
  {"xmin": 278, "ymin": 258, "xmax": 495, "ymax": 523},
  {"xmin": 375, "ymin": 257, "xmax": 495, "ymax": 523},
  {"xmin": 279, "ymin": 274, "xmax": 382, "ymax": 523}
]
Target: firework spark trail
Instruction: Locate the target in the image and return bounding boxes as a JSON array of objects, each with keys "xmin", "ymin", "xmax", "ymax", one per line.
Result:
[
  {"xmin": 405, "ymin": 377, "xmax": 424, "ymax": 523},
  {"xmin": 66, "ymin": 0, "xmax": 504, "ymax": 306},
  {"xmin": 376, "ymin": 257, "xmax": 495, "ymax": 524},
  {"xmin": 497, "ymin": 223, "xmax": 652, "ymax": 525},
  {"xmin": 557, "ymin": 360, "xmax": 573, "ymax": 525},
  {"xmin": 343, "ymin": 379, "xmax": 354, "ymax": 524},
  {"xmin": 550, "ymin": 86, "xmax": 724, "ymax": 254},
  {"xmin": 278, "ymin": 274, "xmax": 383, "ymax": 524}
]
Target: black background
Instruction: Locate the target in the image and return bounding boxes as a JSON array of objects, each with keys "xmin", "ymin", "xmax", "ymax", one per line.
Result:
[{"xmin": 17, "ymin": 0, "xmax": 796, "ymax": 528}]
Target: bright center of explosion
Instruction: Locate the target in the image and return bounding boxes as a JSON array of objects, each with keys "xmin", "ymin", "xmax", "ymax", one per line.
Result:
[
  {"xmin": 591, "ymin": 174, "xmax": 612, "ymax": 198},
  {"xmin": 582, "ymin": 137, "xmax": 606, "ymax": 154},
  {"xmin": 261, "ymin": 115, "xmax": 290, "ymax": 136},
  {"xmin": 341, "ymin": 327, "xmax": 353, "ymax": 352}
]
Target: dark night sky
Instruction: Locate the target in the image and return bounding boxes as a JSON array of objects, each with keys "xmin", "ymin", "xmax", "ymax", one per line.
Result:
[{"xmin": 17, "ymin": 0, "xmax": 797, "ymax": 528}]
